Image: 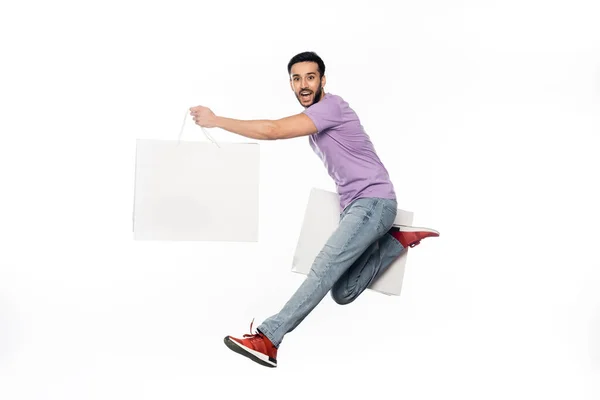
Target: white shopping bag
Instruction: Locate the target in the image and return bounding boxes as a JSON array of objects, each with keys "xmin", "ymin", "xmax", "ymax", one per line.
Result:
[
  {"xmin": 132, "ymin": 116, "xmax": 260, "ymax": 242},
  {"xmin": 291, "ymin": 188, "xmax": 413, "ymax": 296}
]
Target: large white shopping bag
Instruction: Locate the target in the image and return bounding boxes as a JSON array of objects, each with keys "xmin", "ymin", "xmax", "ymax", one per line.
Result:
[
  {"xmin": 291, "ymin": 187, "xmax": 413, "ymax": 296},
  {"xmin": 132, "ymin": 117, "xmax": 260, "ymax": 242}
]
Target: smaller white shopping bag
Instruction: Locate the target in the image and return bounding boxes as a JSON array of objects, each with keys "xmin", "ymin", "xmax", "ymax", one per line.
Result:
[
  {"xmin": 291, "ymin": 187, "xmax": 413, "ymax": 296},
  {"xmin": 132, "ymin": 113, "xmax": 260, "ymax": 242}
]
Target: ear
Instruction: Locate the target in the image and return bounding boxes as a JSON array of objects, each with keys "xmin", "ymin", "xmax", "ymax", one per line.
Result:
[
  {"xmin": 321, "ymin": 75, "xmax": 327, "ymax": 88},
  {"xmin": 290, "ymin": 78, "xmax": 294, "ymax": 91}
]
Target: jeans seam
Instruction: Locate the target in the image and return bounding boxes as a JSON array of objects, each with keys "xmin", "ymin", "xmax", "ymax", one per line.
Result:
[{"xmin": 378, "ymin": 201, "xmax": 397, "ymax": 235}]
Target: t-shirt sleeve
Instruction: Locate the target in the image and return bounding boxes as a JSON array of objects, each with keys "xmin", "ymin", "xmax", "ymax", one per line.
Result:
[{"xmin": 302, "ymin": 96, "xmax": 344, "ymax": 133}]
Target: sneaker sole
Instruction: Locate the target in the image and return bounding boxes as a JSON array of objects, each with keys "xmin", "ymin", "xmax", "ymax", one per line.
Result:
[
  {"xmin": 393, "ymin": 225, "xmax": 439, "ymax": 235},
  {"xmin": 223, "ymin": 336, "xmax": 277, "ymax": 368}
]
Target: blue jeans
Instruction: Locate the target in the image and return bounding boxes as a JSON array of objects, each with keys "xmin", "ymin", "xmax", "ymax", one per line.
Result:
[{"xmin": 257, "ymin": 197, "xmax": 405, "ymax": 348}]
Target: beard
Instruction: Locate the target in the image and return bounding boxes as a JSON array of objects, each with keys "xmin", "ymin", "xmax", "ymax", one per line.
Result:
[{"xmin": 296, "ymin": 84, "xmax": 323, "ymax": 108}]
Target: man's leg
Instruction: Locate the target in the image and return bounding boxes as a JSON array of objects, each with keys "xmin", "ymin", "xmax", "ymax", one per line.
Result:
[
  {"xmin": 331, "ymin": 204, "xmax": 441, "ymax": 305},
  {"xmin": 255, "ymin": 197, "xmax": 392, "ymax": 348},
  {"xmin": 223, "ymin": 198, "xmax": 439, "ymax": 367},
  {"xmin": 330, "ymin": 232, "xmax": 404, "ymax": 305}
]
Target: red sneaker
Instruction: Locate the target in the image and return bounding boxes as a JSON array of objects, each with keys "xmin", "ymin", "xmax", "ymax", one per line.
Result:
[
  {"xmin": 389, "ymin": 225, "xmax": 439, "ymax": 248},
  {"xmin": 224, "ymin": 319, "xmax": 278, "ymax": 368}
]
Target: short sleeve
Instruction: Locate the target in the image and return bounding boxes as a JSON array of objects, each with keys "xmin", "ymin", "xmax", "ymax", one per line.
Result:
[{"xmin": 302, "ymin": 95, "xmax": 344, "ymax": 133}]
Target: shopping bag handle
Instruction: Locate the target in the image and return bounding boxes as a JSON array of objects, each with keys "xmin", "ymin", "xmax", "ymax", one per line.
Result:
[{"xmin": 178, "ymin": 110, "xmax": 221, "ymax": 148}]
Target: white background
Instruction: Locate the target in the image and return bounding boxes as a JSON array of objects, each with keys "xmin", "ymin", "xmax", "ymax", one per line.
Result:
[{"xmin": 1, "ymin": 0, "xmax": 599, "ymax": 399}]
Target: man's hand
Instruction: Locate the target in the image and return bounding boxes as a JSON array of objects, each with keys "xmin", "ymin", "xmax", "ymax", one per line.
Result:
[{"xmin": 189, "ymin": 105, "xmax": 217, "ymax": 128}]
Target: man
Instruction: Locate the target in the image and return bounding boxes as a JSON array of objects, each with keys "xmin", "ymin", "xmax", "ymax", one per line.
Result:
[{"xmin": 190, "ymin": 51, "xmax": 439, "ymax": 368}]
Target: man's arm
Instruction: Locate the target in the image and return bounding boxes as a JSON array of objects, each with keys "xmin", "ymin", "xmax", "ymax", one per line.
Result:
[
  {"xmin": 215, "ymin": 113, "xmax": 318, "ymax": 140},
  {"xmin": 190, "ymin": 105, "xmax": 318, "ymax": 140}
]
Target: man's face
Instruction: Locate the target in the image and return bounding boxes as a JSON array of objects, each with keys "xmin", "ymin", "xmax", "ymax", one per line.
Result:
[{"xmin": 290, "ymin": 61, "xmax": 326, "ymax": 108}]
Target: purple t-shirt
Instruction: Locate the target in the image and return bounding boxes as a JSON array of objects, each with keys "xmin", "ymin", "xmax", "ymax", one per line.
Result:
[{"xmin": 303, "ymin": 93, "xmax": 396, "ymax": 211}]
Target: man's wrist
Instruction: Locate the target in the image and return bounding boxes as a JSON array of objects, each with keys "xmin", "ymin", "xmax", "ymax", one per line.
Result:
[{"xmin": 212, "ymin": 115, "xmax": 223, "ymax": 129}]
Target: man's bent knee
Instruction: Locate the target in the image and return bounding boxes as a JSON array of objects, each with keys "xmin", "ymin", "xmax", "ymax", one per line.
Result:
[{"xmin": 331, "ymin": 289, "xmax": 356, "ymax": 305}]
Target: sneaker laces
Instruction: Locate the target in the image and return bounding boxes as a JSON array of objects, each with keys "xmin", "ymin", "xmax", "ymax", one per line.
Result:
[{"xmin": 242, "ymin": 318, "xmax": 263, "ymax": 340}]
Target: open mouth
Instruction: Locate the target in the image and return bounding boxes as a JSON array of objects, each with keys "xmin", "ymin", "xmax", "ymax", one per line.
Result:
[{"xmin": 300, "ymin": 91, "xmax": 312, "ymax": 100}]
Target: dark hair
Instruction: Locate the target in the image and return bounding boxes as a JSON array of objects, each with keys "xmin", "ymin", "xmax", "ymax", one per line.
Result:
[{"xmin": 287, "ymin": 51, "xmax": 326, "ymax": 78}]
